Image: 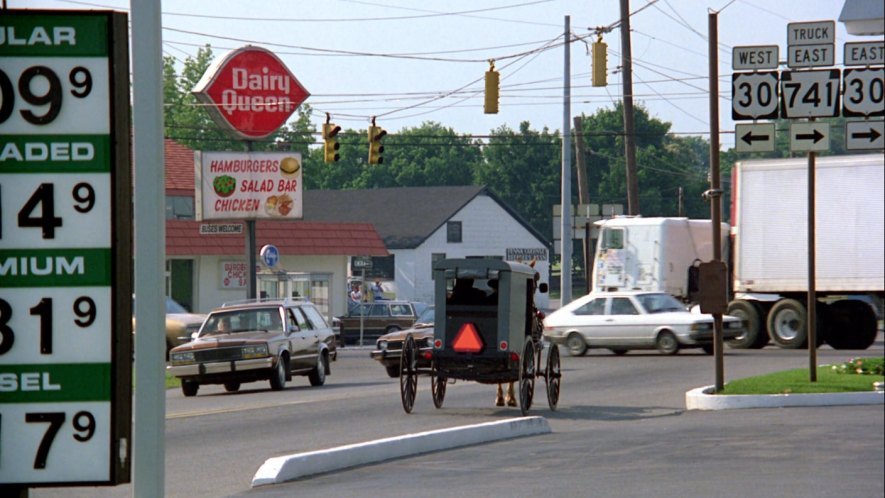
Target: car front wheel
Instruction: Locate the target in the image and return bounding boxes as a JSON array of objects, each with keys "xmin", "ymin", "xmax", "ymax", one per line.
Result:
[
  {"xmin": 385, "ymin": 365, "xmax": 400, "ymax": 378},
  {"xmin": 181, "ymin": 380, "xmax": 199, "ymax": 397},
  {"xmin": 269, "ymin": 357, "xmax": 288, "ymax": 391},
  {"xmin": 655, "ymin": 331, "xmax": 679, "ymax": 355}
]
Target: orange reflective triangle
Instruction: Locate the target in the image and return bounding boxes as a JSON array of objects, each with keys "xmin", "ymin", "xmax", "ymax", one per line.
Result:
[{"xmin": 452, "ymin": 323, "xmax": 484, "ymax": 353}]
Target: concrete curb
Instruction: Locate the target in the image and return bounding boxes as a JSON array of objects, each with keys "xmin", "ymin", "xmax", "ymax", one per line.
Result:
[
  {"xmin": 251, "ymin": 416, "xmax": 551, "ymax": 487},
  {"xmin": 686, "ymin": 385, "xmax": 885, "ymax": 410}
]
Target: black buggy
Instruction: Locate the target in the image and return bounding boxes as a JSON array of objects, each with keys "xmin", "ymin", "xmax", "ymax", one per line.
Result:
[{"xmin": 399, "ymin": 258, "xmax": 561, "ymax": 415}]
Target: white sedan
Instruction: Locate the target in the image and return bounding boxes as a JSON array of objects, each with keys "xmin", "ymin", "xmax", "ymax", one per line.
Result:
[{"xmin": 543, "ymin": 291, "xmax": 745, "ymax": 356}]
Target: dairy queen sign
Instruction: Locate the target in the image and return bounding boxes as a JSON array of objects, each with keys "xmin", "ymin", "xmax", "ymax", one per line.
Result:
[{"xmin": 192, "ymin": 45, "xmax": 310, "ymax": 139}]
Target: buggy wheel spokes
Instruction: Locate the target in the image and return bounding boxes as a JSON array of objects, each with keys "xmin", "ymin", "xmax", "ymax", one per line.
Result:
[
  {"xmin": 431, "ymin": 360, "xmax": 447, "ymax": 409},
  {"xmin": 545, "ymin": 343, "xmax": 561, "ymax": 410},
  {"xmin": 400, "ymin": 334, "xmax": 418, "ymax": 413},
  {"xmin": 519, "ymin": 339, "xmax": 536, "ymax": 416}
]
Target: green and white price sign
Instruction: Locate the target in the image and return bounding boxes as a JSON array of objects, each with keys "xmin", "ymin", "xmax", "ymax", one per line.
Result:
[{"xmin": 0, "ymin": 11, "xmax": 132, "ymax": 487}]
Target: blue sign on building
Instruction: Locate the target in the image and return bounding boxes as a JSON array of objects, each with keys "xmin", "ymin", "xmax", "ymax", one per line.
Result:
[{"xmin": 260, "ymin": 244, "xmax": 280, "ymax": 267}]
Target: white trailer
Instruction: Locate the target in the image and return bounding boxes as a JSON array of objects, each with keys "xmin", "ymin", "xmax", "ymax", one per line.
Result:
[
  {"xmin": 729, "ymin": 153, "xmax": 884, "ymax": 350},
  {"xmin": 592, "ymin": 217, "xmax": 728, "ymax": 299}
]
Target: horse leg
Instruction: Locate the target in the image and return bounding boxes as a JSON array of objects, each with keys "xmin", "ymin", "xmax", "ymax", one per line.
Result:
[
  {"xmin": 495, "ymin": 383, "xmax": 505, "ymax": 406},
  {"xmin": 505, "ymin": 381, "xmax": 517, "ymax": 407}
]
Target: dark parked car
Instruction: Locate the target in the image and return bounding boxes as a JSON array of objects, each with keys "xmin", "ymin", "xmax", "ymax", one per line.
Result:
[
  {"xmin": 337, "ymin": 300, "xmax": 423, "ymax": 346},
  {"xmin": 370, "ymin": 306, "xmax": 434, "ymax": 377},
  {"xmin": 167, "ymin": 298, "xmax": 336, "ymax": 396}
]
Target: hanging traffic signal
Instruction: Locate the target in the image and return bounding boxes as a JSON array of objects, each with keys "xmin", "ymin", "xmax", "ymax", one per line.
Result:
[
  {"xmin": 368, "ymin": 123, "xmax": 387, "ymax": 164},
  {"xmin": 592, "ymin": 36, "xmax": 608, "ymax": 87},
  {"xmin": 484, "ymin": 59, "xmax": 499, "ymax": 114},
  {"xmin": 323, "ymin": 122, "xmax": 341, "ymax": 163}
]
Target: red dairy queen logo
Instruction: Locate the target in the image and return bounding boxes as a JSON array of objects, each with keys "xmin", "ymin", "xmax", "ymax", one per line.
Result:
[{"xmin": 193, "ymin": 46, "xmax": 310, "ymax": 139}]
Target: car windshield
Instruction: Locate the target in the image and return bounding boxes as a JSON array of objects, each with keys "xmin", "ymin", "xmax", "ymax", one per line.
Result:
[
  {"xmin": 201, "ymin": 308, "xmax": 282, "ymax": 336},
  {"xmin": 165, "ymin": 297, "xmax": 189, "ymax": 314},
  {"xmin": 415, "ymin": 307, "xmax": 434, "ymax": 325},
  {"xmin": 636, "ymin": 293, "xmax": 686, "ymax": 314}
]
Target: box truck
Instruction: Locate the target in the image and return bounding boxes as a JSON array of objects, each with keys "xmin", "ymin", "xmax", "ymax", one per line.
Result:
[{"xmin": 591, "ymin": 153, "xmax": 884, "ymax": 350}]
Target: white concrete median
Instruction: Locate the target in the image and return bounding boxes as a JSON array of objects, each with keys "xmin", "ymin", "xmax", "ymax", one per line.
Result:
[
  {"xmin": 251, "ymin": 416, "xmax": 551, "ymax": 487},
  {"xmin": 686, "ymin": 385, "xmax": 884, "ymax": 410}
]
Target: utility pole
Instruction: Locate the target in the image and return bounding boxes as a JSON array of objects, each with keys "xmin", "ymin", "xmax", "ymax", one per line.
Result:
[
  {"xmin": 573, "ymin": 116, "xmax": 592, "ymax": 295},
  {"xmin": 560, "ymin": 15, "xmax": 573, "ymax": 306},
  {"xmin": 619, "ymin": 0, "xmax": 640, "ymax": 215}
]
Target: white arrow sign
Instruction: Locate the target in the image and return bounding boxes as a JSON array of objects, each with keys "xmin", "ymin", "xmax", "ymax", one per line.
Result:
[
  {"xmin": 846, "ymin": 120, "xmax": 884, "ymax": 150},
  {"xmin": 790, "ymin": 122, "xmax": 830, "ymax": 152},
  {"xmin": 735, "ymin": 123, "xmax": 776, "ymax": 152}
]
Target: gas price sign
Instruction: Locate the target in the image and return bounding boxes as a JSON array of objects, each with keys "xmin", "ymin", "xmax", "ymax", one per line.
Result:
[{"xmin": 0, "ymin": 11, "xmax": 132, "ymax": 487}]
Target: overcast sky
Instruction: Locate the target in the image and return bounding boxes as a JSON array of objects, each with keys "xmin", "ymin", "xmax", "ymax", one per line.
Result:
[{"xmin": 16, "ymin": 0, "xmax": 879, "ymax": 149}]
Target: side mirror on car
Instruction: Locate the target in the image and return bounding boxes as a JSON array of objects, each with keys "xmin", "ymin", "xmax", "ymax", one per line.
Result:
[
  {"xmin": 538, "ymin": 283, "xmax": 549, "ymax": 294},
  {"xmin": 287, "ymin": 325, "xmax": 300, "ymax": 334}
]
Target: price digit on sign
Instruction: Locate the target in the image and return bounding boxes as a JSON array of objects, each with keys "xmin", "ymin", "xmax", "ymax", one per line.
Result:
[
  {"xmin": 20, "ymin": 411, "xmax": 96, "ymax": 469},
  {"xmin": 0, "ymin": 182, "xmax": 97, "ymax": 239},
  {"xmin": 0, "ymin": 66, "xmax": 93, "ymax": 126},
  {"xmin": 0, "ymin": 297, "xmax": 98, "ymax": 355}
]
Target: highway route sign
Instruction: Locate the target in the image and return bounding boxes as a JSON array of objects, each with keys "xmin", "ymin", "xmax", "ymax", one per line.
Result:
[
  {"xmin": 842, "ymin": 67, "xmax": 885, "ymax": 117},
  {"xmin": 787, "ymin": 20, "xmax": 835, "ymax": 69},
  {"xmin": 843, "ymin": 41, "xmax": 884, "ymax": 67},
  {"xmin": 780, "ymin": 69, "xmax": 841, "ymax": 118},
  {"xmin": 0, "ymin": 11, "xmax": 132, "ymax": 487},
  {"xmin": 735, "ymin": 123, "xmax": 776, "ymax": 153},
  {"xmin": 732, "ymin": 45, "xmax": 779, "ymax": 71},
  {"xmin": 789, "ymin": 122, "xmax": 830, "ymax": 152},
  {"xmin": 846, "ymin": 120, "xmax": 884, "ymax": 150},
  {"xmin": 732, "ymin": 71, "xmax": 779, "ymax": 120}
]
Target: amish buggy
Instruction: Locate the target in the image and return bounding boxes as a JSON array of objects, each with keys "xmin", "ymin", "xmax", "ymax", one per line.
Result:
[{"xmin": 398, "ymin": 258, "xmax": 561, "ymax": 415}]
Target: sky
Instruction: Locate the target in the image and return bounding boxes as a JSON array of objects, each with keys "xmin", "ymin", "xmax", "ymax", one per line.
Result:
[{"xmin": 13, "ymin": 0, "xmax": 881, "ymax": 149}]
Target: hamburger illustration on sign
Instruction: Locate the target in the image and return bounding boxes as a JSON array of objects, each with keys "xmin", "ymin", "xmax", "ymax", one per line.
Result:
[{"xmin": 192, "ymin": 46, "xmax": 310, "ymax": 139}]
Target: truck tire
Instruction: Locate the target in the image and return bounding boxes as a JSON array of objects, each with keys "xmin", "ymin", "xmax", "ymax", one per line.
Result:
[
  {"xmin": 767, "ymin": 299, "xmax": 807, "ymax": 349},
  {"xmin": 825, "ymin": 300, "xmax": 878, "ymax": 350},
  {"xmin": 725, "ymin": 300, "xmax": 768, "ymax": 349}
]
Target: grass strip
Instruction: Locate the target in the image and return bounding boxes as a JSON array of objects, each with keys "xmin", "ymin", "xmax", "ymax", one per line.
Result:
[{"xmin": 721, "ymin": 365, "xmax": 884, "ymax": 395}]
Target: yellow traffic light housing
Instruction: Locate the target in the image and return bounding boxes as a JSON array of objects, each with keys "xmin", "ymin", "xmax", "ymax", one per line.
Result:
[
  {"xmin": 484, "ymin": 59, "xmax": 499, "ymax": 114},
  {"xmin": 592, "ymin": 36, "xmax": 607, "ymax": 87},
  {"xmin": 323, "ymin": 121, "xmax": 341, "ymax": 163},
  {"xmin": 368, "ymin": 123, "xmax": 387, "ymax": 165}
]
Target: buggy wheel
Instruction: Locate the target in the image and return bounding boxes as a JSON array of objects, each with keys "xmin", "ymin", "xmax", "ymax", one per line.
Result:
[
  {"xmin": 431, "ymin": 364, "xmax": 447, "ymax": 409},
  {"xmin": 545, "ymin": 344, "xmax": 561, "ymax": 410},
  {"xmin": 519, "ymin": 339, "xmax": 536, "ymax": 416},
  {"xmin": 399, "ymin": 334, "xmax": 418, "ymax": 414}
]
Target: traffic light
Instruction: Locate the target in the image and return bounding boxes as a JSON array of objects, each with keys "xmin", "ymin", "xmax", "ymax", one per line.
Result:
[
  {"xmin": 368, "ymin": 124, "xmax": 387, "ymax": 164},
  {"xmin": 484, "ymin": 59, "xmax": 499, "ymax": 114},
  {"xmin": 591, "ymin": 36, "xmax": 608, "ymax": 87},
  {"xmin": 323, "ymin": 122, "xmax": 341, "ymax": 163}
]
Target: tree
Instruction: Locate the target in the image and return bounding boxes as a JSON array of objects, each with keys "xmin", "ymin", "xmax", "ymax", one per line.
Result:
[{"xmin": 476, "ymin": 121, "xmax": 561, "ymax": 241}]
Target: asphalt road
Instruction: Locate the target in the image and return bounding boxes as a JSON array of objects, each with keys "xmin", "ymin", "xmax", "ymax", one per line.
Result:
[{"xmin": 30, "ymin": 335, "xmax": 884, "ymax": 498}]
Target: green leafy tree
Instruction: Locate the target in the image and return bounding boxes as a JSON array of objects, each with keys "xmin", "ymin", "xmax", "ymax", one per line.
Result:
[{"xmin": 476, "ymin": 121, "xmax": 561, "ymax": 241}]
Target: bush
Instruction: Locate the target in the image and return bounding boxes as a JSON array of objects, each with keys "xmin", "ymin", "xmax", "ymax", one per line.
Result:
[{"xmin": 831, "ymin": 357, "xmax": 884, "ymax": 376}]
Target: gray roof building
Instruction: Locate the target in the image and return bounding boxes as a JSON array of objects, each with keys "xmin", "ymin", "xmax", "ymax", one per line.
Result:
[{"xmin": 303, "ymin": 185, "xmax": 550, "ymax": 249}]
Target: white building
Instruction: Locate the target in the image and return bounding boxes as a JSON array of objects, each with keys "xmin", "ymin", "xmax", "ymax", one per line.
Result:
[{"xmin": 303, "ymin": 186, "xmax": 551, "ymax": 309}]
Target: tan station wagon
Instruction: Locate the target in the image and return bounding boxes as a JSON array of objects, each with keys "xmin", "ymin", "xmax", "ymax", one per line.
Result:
[
  {"xmin": 337, "ymin": 300, "xmax": 423, "ymax": 346},
  {"xmin": 167, "ymin": 298, "xmax": 336, "ymax": 396}
]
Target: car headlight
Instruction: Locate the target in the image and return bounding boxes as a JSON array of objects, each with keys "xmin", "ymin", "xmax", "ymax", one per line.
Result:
[
  {"xmin": 170, "ymin": 351, "xmax": 195, "ymax": 364},
  {"xmin": 377, "ymin": 340, "xmax": 388, "ymax": 350},
  {"xmin": 690, "ymin": 322, "xmax": 713, "ymax": 331},
  {"xmin": 241, "ymin": 344, "xmax": 269, "ymax": 359}
]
